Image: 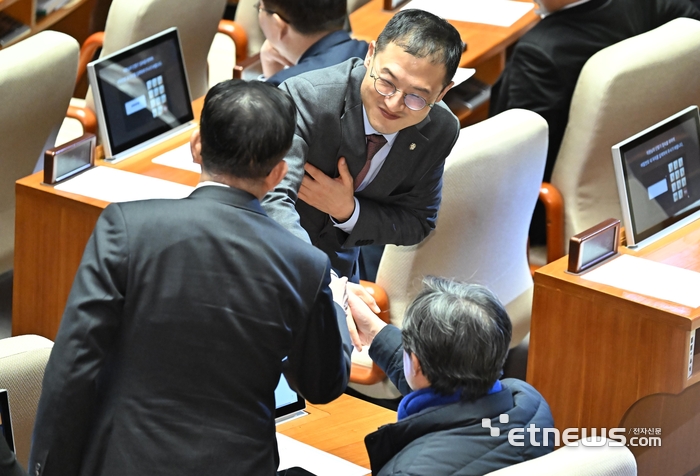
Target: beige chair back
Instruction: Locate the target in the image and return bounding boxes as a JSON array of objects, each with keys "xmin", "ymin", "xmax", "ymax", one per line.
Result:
[
  {"xmin": 484, "ymin": 438, "xmax": 637, "ymax": 476},
  {"xmin": 552, "ymin": 17, "xmax": 700, "ymax": 250},
  {"xmin": 377, "ymin": 108, "xmax": 547, "ymax": 346},
  {"xmin": 351, "ymin": 109, "xmax": 548, "ymax": 399},
  {"xmin": 0, "ymin": 31, "xmax": 79, "ymax": 273},
  {"xmin": 0, "ymin": 335, "xmax": 54, "ymax": 469},
  {"xmin": 90, "ymin": 0, "xmax": 228, "ymax": 104}
]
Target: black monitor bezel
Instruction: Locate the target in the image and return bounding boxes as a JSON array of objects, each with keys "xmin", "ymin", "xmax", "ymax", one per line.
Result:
[
  {"xmin": 617, "ymin": 106, "xmax": 700, "ymax": 244},
  {"xmin": 88, "ymin": 27, "xmax": 194, "ymax": 158}
]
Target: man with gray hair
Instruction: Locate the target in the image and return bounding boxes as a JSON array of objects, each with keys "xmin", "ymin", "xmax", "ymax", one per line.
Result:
[{"xmin": 350, "ymin": 276, "xmax": 554, "ymax": 475}]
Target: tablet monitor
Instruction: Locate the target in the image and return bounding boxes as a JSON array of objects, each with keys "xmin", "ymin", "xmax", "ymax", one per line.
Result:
[
  {"xmin": 612, "ymin": 105, "xmax": 700, "ymax": 248},
  {"xmin": 275, "ymin": 374, "xmax": 305, "ymax": 422},
  {"xmin": 88, "ymin": 27, "xmax": 195, "ymax": 163}
]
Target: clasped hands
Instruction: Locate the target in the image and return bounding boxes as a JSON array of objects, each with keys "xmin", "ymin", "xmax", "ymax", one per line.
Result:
[
  {"xmin": 299, "ymin": 157, "xmax": 356, "ymax": 223},
  {"xmin": 329, "ymin": 275, "xmax": 387, "ymax": 352}
]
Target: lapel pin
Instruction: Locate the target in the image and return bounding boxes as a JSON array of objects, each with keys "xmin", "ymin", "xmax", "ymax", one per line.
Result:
[{"xmin": 409, "ymin": 143, "xmax": 416, "ymax": 150}]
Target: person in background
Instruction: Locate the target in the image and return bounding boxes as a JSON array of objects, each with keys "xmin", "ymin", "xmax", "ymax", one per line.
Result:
[
  {"xmin": 28, "ymin": 80, "xmax": 353, "ymax": 476},
  {"xmin": 349, "ymin": 276, "xmax": 555, "ymax": 475},
  {"xmin": 489, "ymin": 0, "xmax": 700, "ymax": 243},
  {"xmin": 256, "ymin": 0, "xmax": 369, "ymax": 86}
]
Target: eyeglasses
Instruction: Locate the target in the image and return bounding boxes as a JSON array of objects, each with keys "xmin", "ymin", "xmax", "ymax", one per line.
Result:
[
  {"xmin": 369, "ymin": 59, "xmax": 434, "ymax": 111},
  {"xmin": 253, "ymin": 2, "xmax": 288, "ymax": 23}
]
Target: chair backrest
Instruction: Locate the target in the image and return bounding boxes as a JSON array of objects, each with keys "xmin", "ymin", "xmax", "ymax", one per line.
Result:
[
  {"xmin": 0, "ymin": 335, "xmax": 54, "ymax": 469},
  {"xmin": 0, "ymin": 31, "xmax": 79, "ymax": 274},
  {"xmin": 90, "ymin": 0, "xmax": 228, "ymax": 103},
  {"xmin": 551, "ymin": 17, "xmax": 700, "ymax": 249},
  {"xmin": 235, "ymin": 0, "xmax": 264, "ymax": 57},
  {"xmin": 484, "ymin": 438, "xmax": 637, "ymax": 476},
  {"xmin": 375, "ymin": 109, "xmax": 548, "ymax": 348}
]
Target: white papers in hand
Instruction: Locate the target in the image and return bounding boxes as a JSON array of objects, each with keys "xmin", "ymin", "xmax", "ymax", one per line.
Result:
[
  {"xmin": 277, "ymin": 433, "xmax": 369, "ymax": 476},
  {"xmin": 581, "ymin": 254, "xmax": 700, "ymax": 309},
  {"xmin": 54, "ymin": 166, "xmax": 194, "ymax": 203},
  {"xmin": 402, "ymin": 0, "xmax": 534, "ymax": 27}
]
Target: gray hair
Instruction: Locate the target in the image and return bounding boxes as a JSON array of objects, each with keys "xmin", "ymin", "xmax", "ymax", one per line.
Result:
[{"xmin": 401, "ymin": 276, "xmax": 512, "ymax": 400}]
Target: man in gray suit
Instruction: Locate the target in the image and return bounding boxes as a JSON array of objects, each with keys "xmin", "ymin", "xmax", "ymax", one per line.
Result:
[
  {"xmin": 28, "ymin": 80, "xmax": 352, "ymax": 476},
  {"xmin": 262, "ymin": 10, "xmax": 463, "ymax": 280}
]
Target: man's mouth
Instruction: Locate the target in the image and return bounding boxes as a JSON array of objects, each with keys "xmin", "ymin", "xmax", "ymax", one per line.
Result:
[{"xmin": 379, "ymin": 107, "xmax": 400, "ymax": 120}]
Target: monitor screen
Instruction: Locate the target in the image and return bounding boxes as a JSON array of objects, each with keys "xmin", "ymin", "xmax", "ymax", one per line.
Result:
[
  {"xmin": 88, "ymin": 27, "xmax": 194, "ymax": 159},
  {"xmin": 274, "ymin": 374, "xmax": 305, "ymax": 420},
  {"xmin": 612, "ymin": 106, "xmax": 700, "ymax": 246}
]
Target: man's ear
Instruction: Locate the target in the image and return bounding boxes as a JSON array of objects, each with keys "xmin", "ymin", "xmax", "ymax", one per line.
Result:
[
  {"xmin": 190, "ymin": 128, "xmax": 203, "ymax": 165},
  {"xmin": 409, "ymin": 352, "xmax": 423, "ymax": 377},
  {"xmin": 364, "ymin": 41, "xmax": 376, "ymax": 68},
  {"xmin": 436, "ymin": 80, "xmax": 454, "ymax": 103},
  {"xmin": 264, "ymin": 160, "xmax": 288, "ymax": 191},
  {"xmin": 273, "ymin": 13, "xmax": 289, "ymax": 40}
]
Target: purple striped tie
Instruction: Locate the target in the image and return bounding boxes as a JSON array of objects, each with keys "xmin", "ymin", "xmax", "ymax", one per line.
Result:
[{"xmin": 355, "ymin": 134, "xmax": 387, "ymax": 190}]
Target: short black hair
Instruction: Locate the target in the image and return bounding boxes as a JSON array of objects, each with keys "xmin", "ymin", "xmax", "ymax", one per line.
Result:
[
  {"xmin": 401, "ymin": 277, "xmax": 512, "ymax": 400},
  {"xmin": 376, "ymin": 9, "xmax": 463, "ymax": 88},
  {"xmin": 199, "ymin": 80, "xmax": 296, "ymax": 179},
  {"xmin": 264, "ymin": 0, "xmax": 346, "ymax": 36}
]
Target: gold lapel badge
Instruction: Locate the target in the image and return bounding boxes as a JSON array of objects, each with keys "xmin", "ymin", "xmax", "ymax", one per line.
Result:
[{"xmin": 409, "ymin": 143, "xmax": 416, "ymax": 150}]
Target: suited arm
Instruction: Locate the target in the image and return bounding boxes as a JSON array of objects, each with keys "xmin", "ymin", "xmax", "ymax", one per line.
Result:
[
  {"xmin": 29, "ymin": 205, "xmax": 127, "ymax": 475},
  {"xmin": 368, "ymin": 325, "xmax": 412, "ymax": 396},
  {"xmin": 262, "ymin": 131, "xmax": 312, "ymax": 243},
  {"xmin": 284, "ymin": 260, "xmax": 352, "ymax": 404},
  {"xmin": 345, "ymin": 150, "xmax": 448, "ymax": 247}
]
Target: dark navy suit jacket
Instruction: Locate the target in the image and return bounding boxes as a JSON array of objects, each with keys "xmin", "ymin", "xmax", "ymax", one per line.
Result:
[
  {"xmin": 28, "ymin": 186, "xmax": 352, "ymax": 476},
  {"xmin": 266, "ymin": 30, "xmax": 368, "ymax": 86}
]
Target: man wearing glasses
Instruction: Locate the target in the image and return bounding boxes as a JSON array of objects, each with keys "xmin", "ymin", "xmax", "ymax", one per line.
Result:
[{"xmin": 263, "ymin": 9, "xmax": 462, "ymax": 281}]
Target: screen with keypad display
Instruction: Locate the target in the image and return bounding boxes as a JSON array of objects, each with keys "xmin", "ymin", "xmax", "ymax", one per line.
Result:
[{"xmin": 614, "ymin": 106, "xmax": 700, "ymax": 245}]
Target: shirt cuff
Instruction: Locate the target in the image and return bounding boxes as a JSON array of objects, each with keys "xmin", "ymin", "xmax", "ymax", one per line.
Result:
[{"xmin": 331, "ymin": 197, "xmax": 359, "ymax": 233}]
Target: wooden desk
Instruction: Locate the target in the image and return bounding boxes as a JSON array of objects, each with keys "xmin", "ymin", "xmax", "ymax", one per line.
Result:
[
  {"xmin": 279, "ymin": 394, "xmax": 396, "ymax": 469},
  {"xmin": 12, "ymin": 98, "xmax": 205, "ymax": 339},
  {"xmin": 528, "ymin": 218, "xmax": 700, "ymax": 436},
  {"xmin": 349, "ymin": 0, "xmax": 539, "ymax": 84}
]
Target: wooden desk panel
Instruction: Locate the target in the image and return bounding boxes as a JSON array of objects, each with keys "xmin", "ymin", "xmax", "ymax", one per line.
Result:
[
  {"xmin": 279, "ymin": 394, "xmax": 396, "ymax": 468},
  {"xmin": 13, "ymin": 99, "xmax": 205, "ymax": 338},
  {"xmin": 349, "ymin": 0, "xmax": 539, "ymax": 72},
  {"xmin": 528, "ymin": 218, "xmax": 700, "ymax": 435}
]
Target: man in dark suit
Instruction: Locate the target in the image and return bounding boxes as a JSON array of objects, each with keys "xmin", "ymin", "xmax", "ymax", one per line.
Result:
[
  {"xmin": 256, "ymin": 0, "xmax": 369, "ymax": 86},
  {"xmin": 262, "ymin": 10, "xmax": 463, "ymax": 280},
  {"xmin": 28, "ymin": 80, "xmax": 353, "ymax": 476},
  {"xmin": 490, "ymin": 0, "xmax": 700, "ymax": 185}
]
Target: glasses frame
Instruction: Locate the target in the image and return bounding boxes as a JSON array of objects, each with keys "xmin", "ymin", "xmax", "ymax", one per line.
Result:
[
  {"xmin": 253, "ymin": 1, "xmax": 289, "ymax": 23},
  {"xmin": 369, "ymin": 57, "xmax": 435, "ymax": 111}
]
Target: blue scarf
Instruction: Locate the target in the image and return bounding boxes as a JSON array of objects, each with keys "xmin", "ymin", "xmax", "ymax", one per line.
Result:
[{"xmin": 397, "ymin": 380, "xmax": 503, "ymax": 420}]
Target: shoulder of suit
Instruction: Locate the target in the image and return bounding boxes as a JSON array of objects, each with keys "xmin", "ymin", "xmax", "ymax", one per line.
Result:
[{"xmin": 282, "ymin": 57, "xmax": 364, "ymax": 91}]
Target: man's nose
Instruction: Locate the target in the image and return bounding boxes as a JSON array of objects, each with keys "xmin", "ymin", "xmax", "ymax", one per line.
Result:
[{"xmin": 384, "ymin": 92, "xmax": 405, "ymax": 111}]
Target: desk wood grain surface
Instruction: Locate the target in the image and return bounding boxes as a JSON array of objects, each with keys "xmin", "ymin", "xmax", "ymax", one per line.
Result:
[
  {"xmin": 528, "ymin": 218, "xmax": 700, "ymax": 446},
  {"xmin": 279, "ymin": 394, "xmax": 396, "ymax": 469}
]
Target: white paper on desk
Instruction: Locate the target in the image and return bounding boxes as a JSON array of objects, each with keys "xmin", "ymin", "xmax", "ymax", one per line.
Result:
[
  {"xmin": 581, "ymin": 254, "xmax": 700, "ymax": 309},
  {"xmin": 277, "ymin": 433, "xmax": 369, "ymax": 476},
  {"xmin": 151, "ymin": 142, "xmax": 202, "ymax": 173},
  {"xmin": 452, "ymin": 68, "xmax": 476, "ymax": 87},
  {"xmin": 403, "ymin": 0, "xmax": 534, "ymax": 27},
  {"xmin": 54, "ymin": 166, "xmax": 194, "ymax": 203}
]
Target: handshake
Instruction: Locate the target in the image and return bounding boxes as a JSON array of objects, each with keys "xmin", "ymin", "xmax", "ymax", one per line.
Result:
[{"xmin": 329, "ymin": 276, "xmax": 387, "ymax": 352}]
